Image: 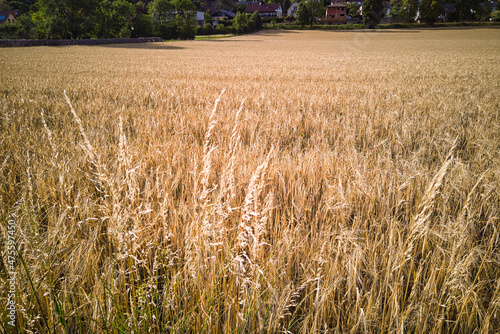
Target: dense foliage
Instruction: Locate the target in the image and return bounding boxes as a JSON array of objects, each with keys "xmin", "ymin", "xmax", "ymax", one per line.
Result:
[
  {"xmin": 390, "ymin": 0, "xmax": 419, "ymax": 23},
  {"xmin": 455, "ymin": 0, "xmax": 481, "ymax": 21},
  {"xmin": 0, "ymin": 0, "xmax": 498, "ymax": 39},
  {"xmin": 419, "ymin": 0, "xmax": 445, "ymax": 25},
  {"xmin": 0, "ymin": 0, "xmax": 265, "ymax": 39},
  {"xmin": 1, "ymin": 0, "xmax": 309, "ymax": 39},
  {"xmin": 362, "ymin": 0, "xmax": 384, "ymax": 27},
  {"xmin": 296, "ymin": 0, "xmax": 323, "ymax": 27},
  {"xmin": 148, "ymin": 0, "xmax": 197, "ymax": 40},
  {"xmin": 347, "ymin": 2, "xmax": 361, "ymax": 19},
  {"xmin": 232, "ymin": 11, "xmax": 262, "ymax": 34}
]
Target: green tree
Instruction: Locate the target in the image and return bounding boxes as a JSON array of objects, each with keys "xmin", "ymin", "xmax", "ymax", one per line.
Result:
[
  {"xmin": 0, "ymin": 21, "xmax": 19, "ymax": 38},
  {"xmin": 492, "ymin": 10, "xmax": 500, "ymax": 22},
  {"xmin": 204, "ymin": 10, "xmax": 212, "ymax": 25},
  {"xmin": 174, "ymin": 0, "xmax": 197, "ymax": 39},
  {"xmin": 7, "ymin": 0, "xmax": 30, "ymax": 12},
  {"xmin": 455, "ymin": 0, "xmax": 480, "ymax": 22},
  {"xmin": 419, "ymin": 0, "xmax": 444, "ymax": 25},
  {"xmin": 93, "ymin": 0, "xmax": 113, "ymax": 38},
  {"xmin": 296, "ymin": 0, "xmax": 322, "ymax": 27},
  {"xmin": 149, "ymin": 0, "xmax": 174, "ymax": 26},
  {"xmin": 362, "ymin": 0, "xmax": 384, "ymax": 27},
  {"xmin": 176, "ymin": 12, "xmax": 196, "ymax": 39},
  {"xmin": 191, "ymin": 0, "xmax": 204, "ymax": 10},
  {"xmin": 132, "ymin": 13, "xmax": 153, "ymax": 37},
  {"xmin": 389, "ymin": 0, "xmax": 401, "ymax": 17},
  {"xmin": 347, "ymin": 3, "xmax": 360, "ymax": 18},
  {"xmin": 29, "ymin": 9, "xmax": 46, "ymax": 38},
  {"xmin": 0, "ymin": 0, "xmax": 11, "ymax": 10},
  {"xmin": 445, "ymin": 9, "xmax": 459, "ymax": 21},
  {"xmin": 296, "ymin": 0, "xmax": 312, "ymax": 26},
  {"xmin": 149, "ymin": 0, "xmax": 176, "ymax": 38},
  {"xmin": 232, "ymin": 11, "xmax": 248, "ymax": 33},
  {"xmin": 149, "ymin": 0, "xmax": 196, "ymax": 40},
  {"xmin": 475, "ymin": 1, "xmax": 492, "ymax": 21},
  {"xmin": 249, "ymin": 10, "xmax": 262, "ymax": 30},
  {"xmin": 110, "ymin": 0, "xmax": 135, "ymax": 37},
  {"xmin": 94, "ymin": 0, "xmax": 135, "ymax": 38},
  {"xmin": 393, "ymin": 0, "xmax": 418, "ymax": 23},
  {"xmin": 216, "ymin": 0, "xmax": 235, "ymax": 11},
  {"xmin": 32, "ymin": 0, "xmax": 106, "ymax": 39},
  {"xmin": 13, "ymin": 13, "xmax": 37, "ymax": 38},
  {"xmin": 281, "ymin": 0, "xmax": 291, "ymax": 13}
]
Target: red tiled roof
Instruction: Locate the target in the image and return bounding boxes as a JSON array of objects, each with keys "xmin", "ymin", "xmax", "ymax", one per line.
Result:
[{"xmin": 245, "ymin": 3, "xmax": 281, "ymax": 13}]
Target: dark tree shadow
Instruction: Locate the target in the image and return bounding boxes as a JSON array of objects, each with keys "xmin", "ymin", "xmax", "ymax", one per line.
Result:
[{"xmin": 98, "ymin": 43, "xmax": 184, "ymax": 50}]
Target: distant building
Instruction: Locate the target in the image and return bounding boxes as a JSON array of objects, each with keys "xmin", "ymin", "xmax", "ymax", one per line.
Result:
[
  {"xmin": 202, "ymin": 6, "xmax": 236, "ymax": 26},
  {"xmin": 196, "ymin": 11, "xmax": 205, "ymax": 26},
  {"xmin": 211, "ymin": 9, "xmax": 237, "ymax": 21},
  {"xmin": 491, "ymin": 0, "xmax": 498, "ymax": 10},
  {"xmin": 245, "ymin": 3, "xmax": 283, "ymax": 18},
  {"xmin": 325, "ymin": 0, "xmax": 347, "ymax": 22},
  {"xmin": 287, "ymin": 1, "xmax": 299, "ymax": 17},
  {"xmin": 383, "ymin": 2, "xmax": 391, "ymax": 17},
  {"xmin": 0, "ymin": 10, "xmax": 18, "ymax": 25}
]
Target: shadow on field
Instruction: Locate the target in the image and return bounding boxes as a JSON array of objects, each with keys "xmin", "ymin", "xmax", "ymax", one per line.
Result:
[
  {"xmin": 347, "ymin": 26, "xmax": 500, "ymax": 33},
  {"xmin": 99, "ymin": 43, "xmax": 184, "ymax": 50},
  {"xmin": 257, "ymin": 29, "xmax": 299, "ymax": 35},
  {"xmin": 344, "ymin": 29, "xmax": 420, "ymax": 33},
  {"xmin": 206, "ymin": 39, "xmax": 264, "ymax": 42},
  {"xmin": 416, "ymin": 25, "xmax": 500, "ymax": 31}
]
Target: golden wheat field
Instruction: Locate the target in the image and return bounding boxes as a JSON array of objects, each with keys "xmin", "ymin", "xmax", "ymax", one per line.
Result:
[{"xmin": 1, "ymin": 28, "xmax": 500, "ymax": 333}]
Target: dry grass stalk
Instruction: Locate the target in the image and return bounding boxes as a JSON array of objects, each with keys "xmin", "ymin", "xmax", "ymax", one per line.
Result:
[
  {"xmin": 40, "ymin": 108, "xmax": 58, "ymax": 161},
  {"xmin": 404, "ymin": 139, "xmax": 457, "ymax": 260},
  {"xmin": 199, "ymin": 88, "xmax": 225, "ymax": 205}
]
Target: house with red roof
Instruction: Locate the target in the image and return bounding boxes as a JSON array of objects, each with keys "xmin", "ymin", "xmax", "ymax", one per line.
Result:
[
  {"xmin": 325, "ymin": 0, "xmax": 347, "ymax": 22},
  {"xmin": 245, "ymin": 2, "xmax": 283, "ymax": 18}
]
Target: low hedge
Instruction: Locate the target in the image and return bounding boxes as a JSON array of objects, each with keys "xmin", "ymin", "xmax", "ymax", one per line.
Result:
[{"xmin": 265, "ymin": 21, "xmax": 500, "ymax": 31}]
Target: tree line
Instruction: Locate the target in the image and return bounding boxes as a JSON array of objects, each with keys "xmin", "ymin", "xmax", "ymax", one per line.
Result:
[
  {"xmin": 389, "ymin": 0, "xmax": 495, "ymax": 25},
  {"xmin": 1, "ymin": 0, "xmax": 498, "ymax": 40},
  {"xmin": 295, "ymin": 0, "xmax": 498, "ymax": 28},
  {"xmin": 0, "ymin": 0, "xmax": 263, "ymax": 40}
]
